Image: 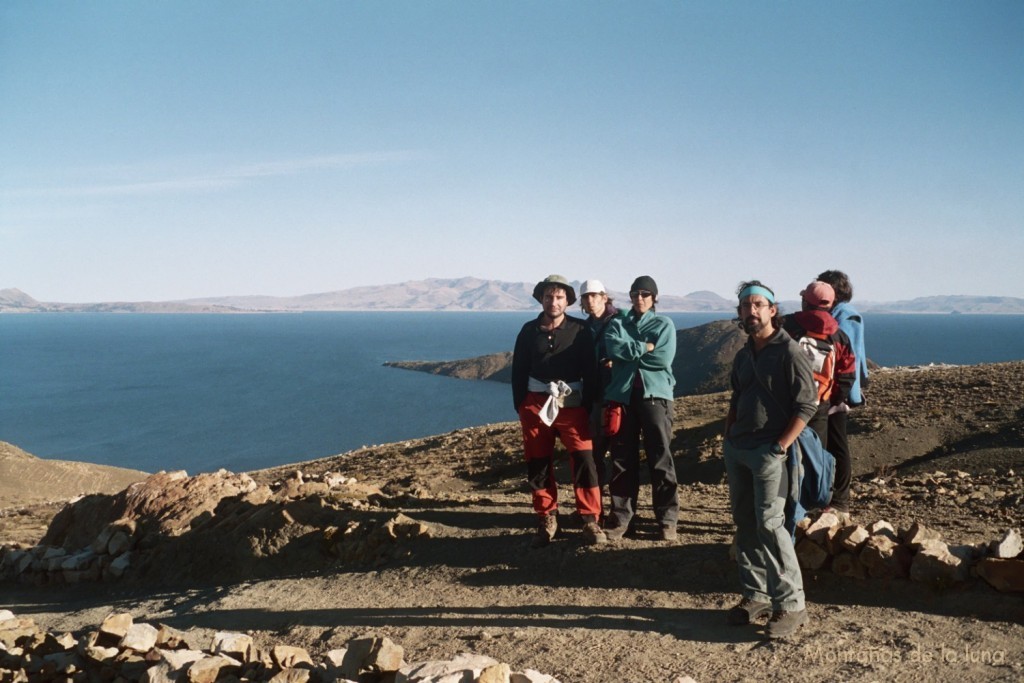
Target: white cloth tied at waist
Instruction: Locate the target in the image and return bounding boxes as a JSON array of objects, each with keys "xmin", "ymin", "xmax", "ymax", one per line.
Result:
[{"xmin": 527, "ymin": 377, "xmax": 583, "ymax": 426}]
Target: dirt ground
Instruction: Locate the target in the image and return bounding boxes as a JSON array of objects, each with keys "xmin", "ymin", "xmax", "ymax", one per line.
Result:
[{"xmin": 3, "ymin": 362, "xmax": 1024, "ymax": 682}]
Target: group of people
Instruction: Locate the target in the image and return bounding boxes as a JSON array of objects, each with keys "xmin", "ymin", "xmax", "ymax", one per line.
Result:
[
  {"xmin": 511, "ymin": 274, "xmax": 679, "ymax": 547},
  {"xmin": 510, "ymin": 271, "xmax": 868, "ymax": 639}
]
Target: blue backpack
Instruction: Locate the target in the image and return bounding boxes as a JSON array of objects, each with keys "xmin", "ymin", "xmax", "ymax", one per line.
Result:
[{"xmin": 784, "ymin": 427, "xmax": 836, "ymax": 538}]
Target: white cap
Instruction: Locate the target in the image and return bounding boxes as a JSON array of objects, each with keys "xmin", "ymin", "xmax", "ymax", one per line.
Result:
[{"xmin": 580, "ymin": 279, "xmax": 606, "ymax": 295}]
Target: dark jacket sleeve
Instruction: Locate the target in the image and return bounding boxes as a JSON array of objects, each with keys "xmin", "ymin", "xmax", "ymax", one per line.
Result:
[{"xmin": 511, "ymin": 325, "xmax": 531, "ymax": 412}]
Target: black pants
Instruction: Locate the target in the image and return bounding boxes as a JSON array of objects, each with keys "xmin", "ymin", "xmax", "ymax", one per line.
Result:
[
  {"xmin": 607, "ymin": 395, "xmax": 679, "ymax": 528},
  {"xmin": 826, "ymin": 409, "xmax": 852, "ymax": 511}
]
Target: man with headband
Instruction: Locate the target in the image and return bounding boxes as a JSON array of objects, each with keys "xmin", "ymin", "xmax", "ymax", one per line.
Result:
[{"xmin": 723, "ymin": 280, "xmax": 817, "ymax": 638}]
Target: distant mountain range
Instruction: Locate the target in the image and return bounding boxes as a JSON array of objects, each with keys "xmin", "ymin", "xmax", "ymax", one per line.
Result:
[{"xmin": 3, "ymin": 278, "xmax": 1024, "ymax": 314}]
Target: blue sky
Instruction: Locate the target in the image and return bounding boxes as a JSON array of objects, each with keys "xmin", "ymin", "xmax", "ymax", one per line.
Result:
[{"xmin": 2, "ymin": 1, "xmax": 1022, "ymax": 303}]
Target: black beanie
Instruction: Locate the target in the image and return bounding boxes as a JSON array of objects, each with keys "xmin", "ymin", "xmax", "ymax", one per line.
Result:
[{"xmin": 630, "ymin": 275, "xmax": 658, "ymax": 298}]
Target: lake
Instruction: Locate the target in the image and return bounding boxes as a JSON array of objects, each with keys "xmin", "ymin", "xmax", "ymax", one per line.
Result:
[{"xmin": 2, "ymin": 311, "xmax": 1022, "ymax": 474}]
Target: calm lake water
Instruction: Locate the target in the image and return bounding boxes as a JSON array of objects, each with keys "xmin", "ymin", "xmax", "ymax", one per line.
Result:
[{"xmin": 2, "ymin": 312, "xmax": 1022, "ymax": 474}]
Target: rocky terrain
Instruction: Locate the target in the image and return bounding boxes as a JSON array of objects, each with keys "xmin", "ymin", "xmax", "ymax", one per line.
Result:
[{"xmin": 2, "ymin": 362, "xmax": 1024, "ymax": 682}]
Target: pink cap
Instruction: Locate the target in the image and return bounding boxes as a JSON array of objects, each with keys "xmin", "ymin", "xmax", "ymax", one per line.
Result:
[{"xmin": 801, "ymin": 281, "xmax": 835, "ymax": 308}]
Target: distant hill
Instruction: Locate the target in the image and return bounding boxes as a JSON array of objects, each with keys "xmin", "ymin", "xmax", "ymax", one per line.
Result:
[
  {"xmin": 0, "ymin": 288, "xmax": 247, "ymax": 314},
  {"xmin": 0, "ymin": 279, "xmax": 736, "ymax": 313},
  {"xmin": 4, "ymin": 281, "xmax": 1024, "ymax": 314}
]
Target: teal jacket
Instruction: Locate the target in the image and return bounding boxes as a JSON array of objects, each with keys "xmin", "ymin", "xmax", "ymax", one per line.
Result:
[{"xmin": 603, "ymin": 309, "xmax": 677, "ymax": 403}]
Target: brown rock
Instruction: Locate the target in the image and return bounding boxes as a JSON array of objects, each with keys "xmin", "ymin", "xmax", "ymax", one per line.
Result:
[
  {"xmin": 976, "ymin": 557, "xmax": 1024, "ymax": 592},
  {"xmin": 268, "ymin": 668, "xmax": 311, "ymax": 683},
  {"xmin": 909, "ymin": 540, "xmax": 969, "ymax": 584},
  {"xmin": 98, "ymin": 613, "xmax": 133, "ymax": 645},
  {"xmin": 154, "ymin": 625, "xmax": 191, "ymax": 650},
  {"xmin": 805, "ymin": 512, "xmax": 839, "ymax": 544},
  {"xmin": 838, "ymin": 525, "xmax": 870, "ymax": 553},
  {"xmin": 140, "ymin": 662, "xmax": 177, "ymax": 683},
  {"xmin": 795, "ymin": 537, "xmax": 830, "ymax": 570},
  {"xmin": 341, "ymin": 636, "xmax": 404, "ymax": 677},
  {"xmin": 186, "ymin": 655, "xmax": 240, "ymax": 683},
  {"xmin": 270, "ymin": 646, "xmax": 312, "ymax": 669},
  {"xmin": 157, "ymin": 649, "xmax": 205, "ymax": 672},
  {"xmin": 867, "ymin": 521, "xmax": 898, "ymax": 541},
  {"xmin": 479, "ymin": 662, "xmax": 512, "ymax": 683},
  {"xmin": 0, "ymin": 618, "xmax": 42, "ymax": 651},
  {"xmin": 860, "ymin": 535, "xmax": 912, "ymax": 579},
  {"xmin": 212, "ymin": 633, "xmax": 253, "ymax": 662},
  {"xmin": 901, "ymin": 521, "xmax": 943, "ymax": 548},
  {"xmin": 831, "ymin": 552, "xmax": 867, "ymax": 579}
]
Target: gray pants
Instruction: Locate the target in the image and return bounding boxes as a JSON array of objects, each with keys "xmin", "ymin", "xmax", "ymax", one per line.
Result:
[{"xmin": 723, "ymin": 439, "xmax": 805, "ymax": 611}]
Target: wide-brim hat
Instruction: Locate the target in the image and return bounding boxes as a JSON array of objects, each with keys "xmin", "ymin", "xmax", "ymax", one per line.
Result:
[{"xmin": 533, "ymin": 274, "xmax": 577, "ymax": 305}]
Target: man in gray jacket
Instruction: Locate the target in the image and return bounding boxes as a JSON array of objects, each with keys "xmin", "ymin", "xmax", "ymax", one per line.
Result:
[{"xmin": 723, "ymin": 280, "xmax": 818, "ymax": 639}]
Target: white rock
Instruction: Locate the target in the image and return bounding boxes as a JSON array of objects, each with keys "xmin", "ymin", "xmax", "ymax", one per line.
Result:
[
  {"xmin": 991, "ymin": 529, "xmax": 1023, "ymax": 559},
  {"xmin": 212, "ymin": 631, "xmax": 253, "ymax": 659},
  {"xmin": 121, "ymin": 623, "xmax": 160, "ymax": 652},
  {"xmin": 140, "ymin": 661, "xmax": 178, "ymax": 683},
  {"xmin": 511, "ymin": 671, "xmax": 562, "ymax": 683},
  {"xmin": 397, "ymin": 653, "xmax": 499, "ymax": 682},
  {"xmin": 159, "ymin": 649, "xmax": 206, "ymax": 671}
]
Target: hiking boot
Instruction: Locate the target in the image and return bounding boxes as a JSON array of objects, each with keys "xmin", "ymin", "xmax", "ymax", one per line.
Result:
[
  {"xmin": 604, "ymin": 523, "xmax": 627, "ymax": 541},
  {"xmin": 531, "ymin": 514, "xmax": 558, "ymax": 548},
  {"xmin": 765, "ymin": 609, "xmax": 808, "ymax": 638},
  {"xmin": 660, "ymin": 524, "xmax": 678, "ymax": 542},
  {"xmin": 582, "ymin": 521, "xmax": 607, "ymax": 545},
  {"xmin": 727, "ymin": 598, "xmax": 772, "ymax": 625}
]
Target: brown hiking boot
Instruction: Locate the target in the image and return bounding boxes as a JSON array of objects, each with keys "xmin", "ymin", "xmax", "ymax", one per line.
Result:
[
  {"xmin": 582, "ymin": 520, "xmax": 607, "ymax": 545},
  {"xmin": 660, "ymin": 524, "xmax": 678, "ymax": 542},
  {"xmin": 531, "ymin": 514, "xmax": 558, "ymax": 547},
  {"xmin": 727, "ymin": 597, "xmax": 772, "ymax": 625},
  {"xmin": 765, "ymin": 609, "xmax": 808, "ymax": 638}
]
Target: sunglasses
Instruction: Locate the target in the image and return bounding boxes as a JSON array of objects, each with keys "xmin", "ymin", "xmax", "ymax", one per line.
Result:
[{"xmin": 629, "ymin": 290, "xmax": 653, "ymax": 299}]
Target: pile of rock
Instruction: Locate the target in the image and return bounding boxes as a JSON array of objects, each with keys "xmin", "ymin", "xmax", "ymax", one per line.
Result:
[
  {"xmin": 794, "ymin": 511, "xmax": 1024, "ymax": 591},
  {"xmin": 0, "ymin": 470, "xmax": 432, "ymax": 586},
  {"xmin": 0, "ymin": 610, "xmax": 561, "ymax": 683}
]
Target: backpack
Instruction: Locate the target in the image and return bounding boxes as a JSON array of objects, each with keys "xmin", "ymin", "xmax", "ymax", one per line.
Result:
[
  {"xmin": 785, "ymin": 427, "xmax": 836, "ymax": 538},
  {"xmin": 796, "ymin": 332, "xmax": 836, "ymax": 405}
]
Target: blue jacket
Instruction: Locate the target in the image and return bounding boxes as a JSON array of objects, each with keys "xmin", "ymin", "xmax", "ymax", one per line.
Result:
[
  {"xmin": 603, "ymin": 309, "xmax": 676, "ymax": 403},
  {"xmin": 831, "ymin": 302, "xmax": 868, "ymax": 405}
]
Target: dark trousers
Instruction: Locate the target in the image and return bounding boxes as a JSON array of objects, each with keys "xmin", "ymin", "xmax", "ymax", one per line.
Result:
[
  {"xmin": 808, "ymin": 405, "xmax": 829, "ymax": 448},
  {"xmin": 826, "ymin": 410, "xmax": 852, "ymax": 511},
  {"xmin": 589, "ymin": 405, "xmax": 611, "ymax": 489},
  {"xmin": 607, "ymin": 396, "xmax": 679, "ymax": 529}
]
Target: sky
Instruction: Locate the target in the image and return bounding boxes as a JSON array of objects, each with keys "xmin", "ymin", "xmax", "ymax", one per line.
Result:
[{"xmin": 2, "ymin": 1, "xmax": 1022, "ymax": 304}]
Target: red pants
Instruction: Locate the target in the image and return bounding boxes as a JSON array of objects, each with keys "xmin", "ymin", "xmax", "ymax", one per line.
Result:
[{"xmin": 518, "ymin": 393, "xmax": 602, "ymax": 518}]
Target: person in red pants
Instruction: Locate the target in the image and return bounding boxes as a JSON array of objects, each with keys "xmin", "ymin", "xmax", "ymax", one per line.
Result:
[{"xmin": 512, "ymin": 275, "xmax": 604, "ymax": 546}]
